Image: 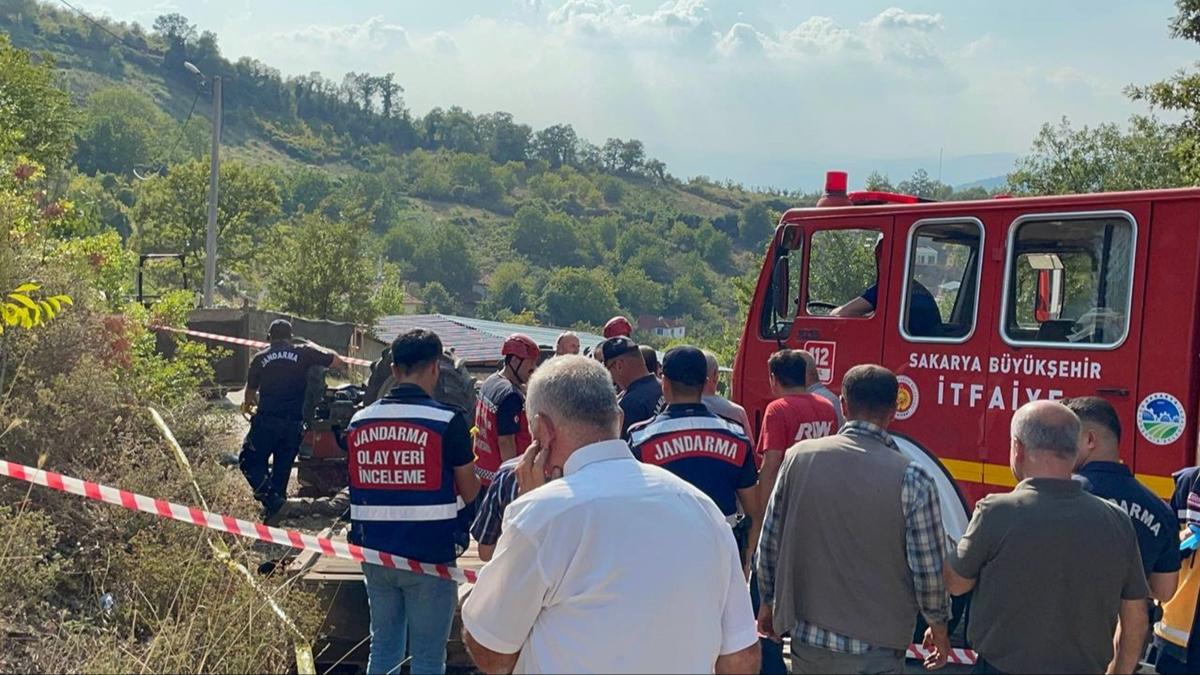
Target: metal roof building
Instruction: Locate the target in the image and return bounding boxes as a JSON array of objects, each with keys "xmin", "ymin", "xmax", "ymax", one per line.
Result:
[{"xmin": 372, "ymin": 314, "xmax": 605, "ymax": 365}]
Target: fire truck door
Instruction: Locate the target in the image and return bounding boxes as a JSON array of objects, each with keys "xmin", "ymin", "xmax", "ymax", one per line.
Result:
[
  {"xmin": 882, "ymin": 215, "xmax": 994, "ymax": 507},
  {"xmin": 788, "ymin": 216, "xmax": 894, "ymax": 389},
  {"xmin": 981, "ymin": 208, "xmax": 1147, "ymax": 494}
]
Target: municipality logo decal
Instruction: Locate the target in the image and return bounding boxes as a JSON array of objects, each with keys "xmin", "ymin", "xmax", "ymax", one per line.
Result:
[{"xmin": 1138, "ymin": 393, "xmax": 1186, "ymax": 446}]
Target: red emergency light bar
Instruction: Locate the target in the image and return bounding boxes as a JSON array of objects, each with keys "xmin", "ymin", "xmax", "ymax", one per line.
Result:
[{"xmin": 847, "ymin": 190, "xmax": 933, "ymax": 205}]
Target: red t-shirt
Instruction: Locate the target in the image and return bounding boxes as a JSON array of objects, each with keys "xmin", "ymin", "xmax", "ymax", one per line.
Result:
[{"xmin": 754, "ymin": 393, "xmax": 839, "ymax": 468}]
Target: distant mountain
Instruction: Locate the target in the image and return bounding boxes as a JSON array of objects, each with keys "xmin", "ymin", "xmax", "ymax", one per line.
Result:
[
  {"xmin": 954, "ymin": 175, "xmax": 1008, "ymax": 191},
  {"xmin": 668, "ymin": 152, "xmax": 1020, "ymax": 193}
]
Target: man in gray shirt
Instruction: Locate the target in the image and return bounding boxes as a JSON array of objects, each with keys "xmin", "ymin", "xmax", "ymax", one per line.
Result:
[
  {"xmin": 799, "ymin": 350, "xmax": 844, "ymax": 429},
  {"xmin": 702, "ymin": 350, "xmax": 751, "ymax": 434},
  {"xmin": 944, "ymin": 401, "xmax": 1149, "ymax": 674}
]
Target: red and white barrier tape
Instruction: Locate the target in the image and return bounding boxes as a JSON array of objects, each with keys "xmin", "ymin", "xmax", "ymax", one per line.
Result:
[
  {"xmin": 905, "ymin": 643, "xmax": 978, "ymax": 665},
  {"xmin": 155, "ymin": 325, "xmax": 374, "ymax": 367},
  {"xmin": 1, "ymin": 456, "xmax": 979, "ymax": 663},
  {"xmin": 0, "ymin": 459, "xmax": 475, "ymax": 584}
]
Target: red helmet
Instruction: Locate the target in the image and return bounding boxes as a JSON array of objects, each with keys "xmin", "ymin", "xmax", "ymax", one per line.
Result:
[
  {"xmin": 502, "ymin": 333, "xmax": 540, "ymax": 360},
  {"xmin": 603, "ymin": 316, "xmax": 633, "ymax": 338}
]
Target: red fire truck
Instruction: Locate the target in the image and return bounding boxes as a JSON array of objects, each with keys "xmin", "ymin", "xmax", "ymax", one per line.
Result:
[{"xmin": 733, "ymin": 172, "xmax": 1200, "ymax": 537}]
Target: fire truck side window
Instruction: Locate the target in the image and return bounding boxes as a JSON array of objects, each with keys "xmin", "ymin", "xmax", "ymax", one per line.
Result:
[
  {"xmin": 901, "ymin": 220, "xmax": 982, "ymax": 341},
  {"xmin": 1003, "ymin": 215, "xmax": 1135, "ymax": 347},
  {"xmin": 806, "ymin": 229, "xmax": 881, "ymax": 317}
]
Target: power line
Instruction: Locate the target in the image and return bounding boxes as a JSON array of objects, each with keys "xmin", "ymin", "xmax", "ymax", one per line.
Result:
[
  {"xmin": 162, "ymin": 89, "xmax": 201, "ymax": 163},
  {"xmin": 54, "ymin": 0, "xmax": 161, "ymax": 63},
  {"xmin": 54, "ymin": 0, "xmax": 208, "ymax": 177}
]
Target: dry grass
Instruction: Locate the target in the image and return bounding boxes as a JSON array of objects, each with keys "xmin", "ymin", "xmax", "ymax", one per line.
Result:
[{"xmin": 0, "ymin": 306, "xmax": 326, "ymax": 673}]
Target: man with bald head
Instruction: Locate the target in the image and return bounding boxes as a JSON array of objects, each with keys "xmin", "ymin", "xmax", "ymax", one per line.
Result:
[{"xmin": 944, "ymin": 401, "xmax": 1150, "ymax": 674}]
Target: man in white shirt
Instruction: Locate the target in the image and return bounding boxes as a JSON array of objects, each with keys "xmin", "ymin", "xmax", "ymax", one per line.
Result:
[
  {"xmin": 800, "ymin": 349, "xmax": 844, "ymax": 429},
  {"xmin": 701, "ymin": 350, "xmax": 752, "ymax": 434},
  {"xmin": 462, "ymin": 355, "xmax": 760, "ymax": 674}
]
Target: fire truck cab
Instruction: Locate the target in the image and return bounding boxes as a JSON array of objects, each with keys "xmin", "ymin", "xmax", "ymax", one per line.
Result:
[{"xmin": 734, "ymin": 174, "xmax": 1200, "ymax": 535}]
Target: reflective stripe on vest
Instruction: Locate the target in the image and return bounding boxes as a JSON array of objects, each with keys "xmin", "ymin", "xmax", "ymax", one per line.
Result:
[
  {"xmin": 351, "ymin": 502, "xmax": 458, "ymax": 522},
  {"xmin": 351, "ymin": 403, "xmax": 455, "ymax": 425},
  {"xmin": 1156, "ymin": 552, "xmax": 1200, "ymax": 648},
  {"xmin": 629, "ymin": 415, "xmax": 744, "ymax": 446}
]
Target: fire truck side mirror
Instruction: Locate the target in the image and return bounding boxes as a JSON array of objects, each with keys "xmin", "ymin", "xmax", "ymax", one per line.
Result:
[{"xmin": 772, "ymin": 256, "xmax": 791, "ymax": 318}]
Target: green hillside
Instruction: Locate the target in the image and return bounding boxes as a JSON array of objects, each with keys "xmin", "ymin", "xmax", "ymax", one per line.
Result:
[{"xmin": 0, "ymin": 1, "xmax": 812, "ymax": 352}]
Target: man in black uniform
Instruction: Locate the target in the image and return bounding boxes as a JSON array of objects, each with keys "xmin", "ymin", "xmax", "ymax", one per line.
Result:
[
  {"xmin": 1068, "ymin": 396, "xmax": 1181, "ymax": 601},
  {"xmin": 628, "ymin": 346, "xmax": 757, "ymax": 564},
  {"xmin": 601, "ymin": 336, "xmax": 663, "ymax": 439},
  {"xmin": 241, "ymin": 319, "xmax": 345, "ymax": 521}
]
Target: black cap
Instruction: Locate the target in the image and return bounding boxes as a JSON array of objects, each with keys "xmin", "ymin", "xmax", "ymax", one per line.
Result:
[
  {"xmin": 662, "ymin": 346, "xmax": 707, "ymax": 387},
  {"xmin": 268, "ymin": 319, "xmax": 293, "ymax": 340},
  {"xmin": 600, "ymin": 336, "xmax": 639, "ymax": 362}
]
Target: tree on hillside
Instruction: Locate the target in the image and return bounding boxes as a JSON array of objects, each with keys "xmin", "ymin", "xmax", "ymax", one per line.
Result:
[
  {"xmin": 897, "ymin": 169, "xmax": 952, "ymax": 200},
  {"xmin": 532, "ymin": 124, "xmax": 578, "ymax": 168},
  {"xmin": 485, "ymin": 260, "xmax": 533, "ymax": 315},
  {"xmin": 618, "ymin": 140, "xmax": 645, "ymax": 173},
  {"xmin": 479, "ymin": 112, "xmax": 531, "ymax": 163},
  {"xmin": 644, "ymin": 158, "xmax": 667, "ymax": 183},
  {"xmin": 0, "ymin": 34, "xmax": 75, "ymax": 166},
  {"xmin": 864, "ymin": 171, "xmax": 894, "ymax": 191},
  {"xmin": 264, "ymin": 213, "xmax": 375, "ymax": 323},
  {"xmin": 152, "ymin": 13, "xmax": 195, "ymax": 70},
  {"xmin": 132, "ymin": 160, "xmax": 281, "ymax": 281},
  {"xmin": 74, "ymin": 87, "xmax": 174, "ymax": 175},
  {"xmin": 1007, "ymin": 116, "xmax": 1184, "ymax": 195},
  {"xmin": 601, "ymin": 138, "xmax": 623, "ymax": 172},
  {"xmin": 615, "ymin": 268, "xmax": 665, "ymax": 316},
  {"xmin": 407, "ymin": 222, "xmax": 479, "ymax": 301},
  {"xmin": 511, "ymin": 201, "xmax": 582, "ymax": 267},
  {"xmin": 420, "ymin": 281, "xmax": 455, "ymax": 313},
  {"xmin": 1125, "ymin": 0, "xmax": 1200, "ymax": 184},
  {"xmin": 377, "ymin": 73, "xmax": 403, "ymax": 119},
  {"xmin": 737, "ymin": 201, "xmax": 776, "ymax": 248},
  {"xmin": 541, "ymin": 267, "xmax": 619, "ymax": 327}
]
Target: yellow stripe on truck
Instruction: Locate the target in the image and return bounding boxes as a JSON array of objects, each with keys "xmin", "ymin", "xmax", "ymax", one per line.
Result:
[{"xmin": 937, "ymin": 458, "xmax": 1174, "ymax": 499}]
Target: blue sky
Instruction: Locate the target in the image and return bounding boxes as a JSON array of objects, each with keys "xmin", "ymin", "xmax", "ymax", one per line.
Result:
[{"xmin": 80, "ymin": 0, "xmax": 1196, "ymax": 189}]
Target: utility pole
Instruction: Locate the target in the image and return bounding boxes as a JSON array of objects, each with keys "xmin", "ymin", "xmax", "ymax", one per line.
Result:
[{"xmin": 203, "ymin": 75, "xmax": 222, "ymax": 307}]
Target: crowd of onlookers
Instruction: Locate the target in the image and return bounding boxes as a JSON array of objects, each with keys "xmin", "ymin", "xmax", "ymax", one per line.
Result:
[{"xmin": 244, "ymin": 315, "xmax": 1200, "ymax": 674}]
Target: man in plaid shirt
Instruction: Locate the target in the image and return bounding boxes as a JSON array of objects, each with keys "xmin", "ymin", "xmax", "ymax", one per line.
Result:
[{"xmin": 756, "ymin": 364, "xmax": 952, "ymax": 673}]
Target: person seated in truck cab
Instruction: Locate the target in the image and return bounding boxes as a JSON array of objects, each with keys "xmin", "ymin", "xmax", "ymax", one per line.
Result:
[{"xmin": 831, "ymin": 239, "xmax": 942, "ymax": 336}]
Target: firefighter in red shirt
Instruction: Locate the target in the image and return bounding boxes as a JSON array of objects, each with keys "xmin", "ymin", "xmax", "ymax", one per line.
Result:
[{"xmin": 473, "ymin": 334, "xmax": 539, "ymax": 486}]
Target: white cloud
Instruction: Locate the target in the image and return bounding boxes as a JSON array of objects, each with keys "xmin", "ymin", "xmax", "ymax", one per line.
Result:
[
  {"xmin": 239, "ymin": 1, "xmax": 1146, "ymax": 188},
  {"xmin": 279, "ymin": 16, "xmax": 412, "ymax": 53}
]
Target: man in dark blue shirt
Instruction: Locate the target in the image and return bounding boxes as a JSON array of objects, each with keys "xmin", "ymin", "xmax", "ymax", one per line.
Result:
[
  {"xmin": 241, "ymin": 319, "xmax": 344, "ymax": 521},
  {"xmin": 628, "ymin": 346, "xmax": 757, "ymax": 523},
  {"xmin": 830, "ymin": 238, "xmax": 941, "ymax": 336},
  {"xmin": 1068, "ymin": 396, "xmax": 1180, "ymax": 601},
  {"xmin": 601, "ymin": 336, "xmax": 663, "ymax": 439}
]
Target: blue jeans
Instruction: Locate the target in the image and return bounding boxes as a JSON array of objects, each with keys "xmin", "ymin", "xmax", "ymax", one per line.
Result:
[{"xmin": 362, "ymin": 562, "xmax": 458, "ymax": 674}]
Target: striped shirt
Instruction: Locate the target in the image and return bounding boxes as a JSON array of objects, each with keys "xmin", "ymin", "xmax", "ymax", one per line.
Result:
[{"xmin": 470, "ymin": 456, "xmax": 521, "ymax": 547}]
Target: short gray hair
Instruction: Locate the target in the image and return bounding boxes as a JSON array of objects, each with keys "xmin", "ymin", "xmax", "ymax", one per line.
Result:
[
  {"xmin": 526, "ymin": 355, "xmax": 621, "ymax": 435},
  {"xmin": 703, "ymin": 350, "xmax": 720, "ymax": 377},
  {"xmin": 1011, "ymin": 401, "xmax": 1081, "ymax": 460}
]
